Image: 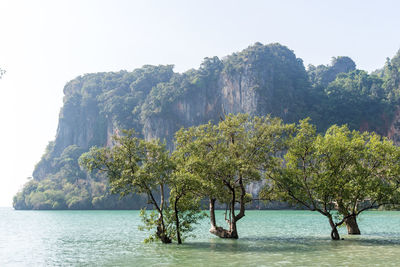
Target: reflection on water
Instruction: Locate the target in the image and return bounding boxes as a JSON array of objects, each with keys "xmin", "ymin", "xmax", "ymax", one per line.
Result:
[{"xmin": 0, "ymin": 208, "xmax": 399, "ymax": 266}]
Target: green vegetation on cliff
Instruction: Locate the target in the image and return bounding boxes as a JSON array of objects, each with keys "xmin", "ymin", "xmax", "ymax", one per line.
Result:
[{"xmin": 13, "ymin": 43, "xmax": 400, "ymax": 210}]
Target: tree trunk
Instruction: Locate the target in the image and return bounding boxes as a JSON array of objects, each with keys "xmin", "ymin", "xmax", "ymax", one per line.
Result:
[
  {"xmin": 210, "ymin": 198, "xmax": 217, "ymax": 229},
  {"xmin": 330, "ymin": 227, "xmax": 340, "ymax": 240},
  {"xmin": 209, "ymin": 198, "xmax": 238, "ymax": 238},
  {"xmin": 234, "ymin": 175, "xmax": 246, "ymax": 222},
  {"xmin": 345, "ymin": 215, "xmax": 361, "ymax": 235},
  {"xmin": 174, "ymin": 197, "xmax": 182, "ymax": 244},
  {"xmin": 155, "ymin": 184, "xmax": 171, "ymax": 244},
  {"xmin": 228, "ymin": 215, "xmax": 238, "ymax": 238},
  {"xmin": 229, "ymin": 187, "xmax": 239, "ymax": 239},
  {"xmin": 156, "ymin": 224, "xmax": 172, "ymax": 243},
  {"xmin": 328, "ymin": 216, "xmax": 340, "ymax": 240}
]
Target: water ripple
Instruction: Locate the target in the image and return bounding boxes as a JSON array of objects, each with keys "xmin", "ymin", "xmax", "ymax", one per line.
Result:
[{"xmin": 1, "ymin": 208, "xmax": 400, "ymax": 266}]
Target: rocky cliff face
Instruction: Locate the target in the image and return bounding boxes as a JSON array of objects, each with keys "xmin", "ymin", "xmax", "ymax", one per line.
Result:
[
  {"xmin": 220, "ymin": 68, "xmax": 259, "ymax": 115},
  {"xmin": 18, "ymin": 42, "xmax": 400, "ymax": 210},
  {"xmin": 388, "ymin": 107, "xmax": 400, "ymax": 145},
  {"xmin": 142, "ymin": 78, "xmax": 223, "ymax": 145},
  {"xmin": 29, "ymin": 43, "xmax": 312, "ymax": 208},
  {"xmin": 141, "ymin": 43, "xmax": 309, "ymax": 148}
]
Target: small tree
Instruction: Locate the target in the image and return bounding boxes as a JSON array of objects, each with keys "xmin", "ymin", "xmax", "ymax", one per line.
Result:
[
  {"xmin": 174, "ymin": 122, "xmax": 230, "ymax": 237},
  {"xmin": 333, "ymin": 130, "xmax": 400, "ymax": 234},
  {"xmin": 175, "ymin": 114, "xmax": 291, "ymax": 239},
  {"xmin": 168, "ymin": 169, "xmax": 206, "ymax": 244},
  {"xmin": 262, "ymin": 119, "xmax": 400, "ymax": 240},
  {"xmin": 262, "ymin": 119, "xmax": 343, "ymax": 240},
  {"xmin": 79, "ymin": 130, "xmax": 202, "ymax": 244}
]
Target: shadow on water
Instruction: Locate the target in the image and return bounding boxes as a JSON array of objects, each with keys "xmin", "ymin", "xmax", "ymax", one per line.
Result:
[
  {"xmin": 86, "ymin": 233, "xmax": 400, "ymax": 267},
  {"xmin": 174, "ymin": 234, "xmax": 400, "ymax": 254},
  {"xmin": 166, "ymin": 236, "xmax": 332, "ymax": 254}
]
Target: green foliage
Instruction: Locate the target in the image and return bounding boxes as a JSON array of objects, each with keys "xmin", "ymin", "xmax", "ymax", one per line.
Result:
[
  {"xmin": 138, "ymin": 209, "xmax": 160, "ymax": 243},
  {"xmin": 333, "ymin": 129, "xmax": 400, "ymax": 216},
  {"xmin": 140, "ymin": 57, "xmax": 223, "ymax": 120},
  {"xmin": 141, "ymin": 73, "xmax": 189, "ymax": 118},
  {"xmin": 308, "ymin": 56, "xmax": 356, "ymax": 89},
  {"xmin": 223, "ymin": 43, "xmax": 310, "ymax": 122},
  {"xmin": 174, "ymin": 113, "xmax": 292, "ymax": 237},
  {"xmin": 139, "ymin": 205, "xmax": 206, "ymax": 244},
  {"xmin": 14, "ymin": 43, "xmax": 400, "ymax": 212},
  {"xmin": 16, "ymin": 65, "xmax": 177, "ymax": 210},
  {"xmin": 80, "ymin": 130, "xmax": 172, "ymax": 196},
  {"xmin": 306, "ymin": 57, "xmax": 396, "ymax": 134},
  {"xmin": 381, "ymin": 51, "xmax": 400, "ymax": 102},
  {"xmin": 168, "ymin": 165, "xmax": 208, "ymax": 242},
  {"xmin": 97, "ymin": 65, "xmax": 174, "ymax": 130},
  {"xmin": 324, "ymin": 70, "xmax": 390, "ymax": 132},
  {"xmin": 13, "ymin": 142, "xmax": 147, "ymax": 210},
  {"xmin": 80, "ymin": 129, "xmax": 203, "ymax": 244},
  {"xmin": 262, "ymin": 118, "xmax": 400, "ymax": 239}
]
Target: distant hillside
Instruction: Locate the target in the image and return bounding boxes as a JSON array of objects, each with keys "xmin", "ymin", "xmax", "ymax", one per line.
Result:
[{"xmin": 13, "ymin": 43, "xmax": 400, "ymax": 210}]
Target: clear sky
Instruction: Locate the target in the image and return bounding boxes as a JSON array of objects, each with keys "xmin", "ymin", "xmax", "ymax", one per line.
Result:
[{"xmin": 0, "ymin": 0, "xmax": 400, "ymax": 207}]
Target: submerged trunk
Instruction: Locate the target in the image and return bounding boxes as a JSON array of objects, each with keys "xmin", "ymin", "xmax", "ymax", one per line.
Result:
[
  {"xmin": 156, "ymin": 220, "xmax": 172, "ymax": 243},
  {"xmin": 209, "ymin": 175, "xmax": 246, "ymax": 240},
  {"xmin": 209, "ymin": 198, "xmax": 238, "ymax": 239},
  {"xmin": 328, "ymin": 216, "xmax": 340, "ymax": 240},
  {"xmin": 229, "ymin": 187, "xmax": 239, "ymax": 239},
  {"xmin": 345, "ymin": 215, "xmax": 361, "ymax": 235},
  {"xmin": 155, "ymin": 185, "xmax": 171, "ymax": 244},
  {"xmin": 330, "ymin": 227, "xmax": 340, "ymax": 240},
  {"xmin": 227, "ymin": 217, "xmax": 238, "ymax": 238},
  {"xmin": 174, "ymin": 198, "xmax": 182, "ymax": 244},
  {"xmin": 156, "ymin": 210, "xmax": 172, "ymax": 244}
]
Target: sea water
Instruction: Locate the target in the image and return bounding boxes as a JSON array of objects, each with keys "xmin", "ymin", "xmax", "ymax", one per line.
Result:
[{"xmin": 1, "ymin": 208, "xmax": 399, "ymax": 266}]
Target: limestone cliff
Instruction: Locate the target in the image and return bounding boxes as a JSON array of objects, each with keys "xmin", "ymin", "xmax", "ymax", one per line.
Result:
[
  {"xmin": 388, "ymin": 107, "xmax": 400, "ymax": 145},
  {"xmin": 142, "ymin": 43, "xmax": 309, "ymax": 148},
  {"xmin": 14, "ymin": 42, "xmax": 400, "ymax": 210}
]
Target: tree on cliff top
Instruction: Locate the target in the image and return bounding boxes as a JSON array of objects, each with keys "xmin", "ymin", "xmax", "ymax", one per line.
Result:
[{"xmin": 307, "ymin": 56, "xmax": 356, "ymax": 90}]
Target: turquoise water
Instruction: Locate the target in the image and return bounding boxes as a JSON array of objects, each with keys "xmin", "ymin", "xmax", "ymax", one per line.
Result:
[{"xmin": 1, "ymin": 208, "xmax": 400, "ymax": 266}]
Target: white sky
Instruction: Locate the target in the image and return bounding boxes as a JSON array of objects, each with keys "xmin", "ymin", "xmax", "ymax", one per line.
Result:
[{"xmin": 0, "ymin": 0, "xmax": 400, "ymax": 207}]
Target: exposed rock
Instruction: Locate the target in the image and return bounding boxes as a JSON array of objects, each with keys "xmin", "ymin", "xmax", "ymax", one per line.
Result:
[
  {"xmin": 388, "ymin": 107, "xmax": 400, "ymax": 145},
  {"xmin": 18, "ymin": 42, "xmax": 399, "ymax": 210}
]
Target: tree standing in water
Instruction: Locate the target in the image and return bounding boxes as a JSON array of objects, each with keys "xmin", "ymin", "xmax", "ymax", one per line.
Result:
[
  {"xmin": 80, "ymin": 130, "xmax": 203, "ymax": 244},
  {"xmin": 262, "ymin": 119, "xmax": 400, "ymax": 240},
  {"xmin": 262, "ymin": 119, "xmax": 343, "ymax": 240},
  {"xmin": 175, "ymin": 114, "xmax": 292, "ymax": 239},
  {"xmin": 333, "ymin": 130, "xmax": 400, "ymax": 235}
]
